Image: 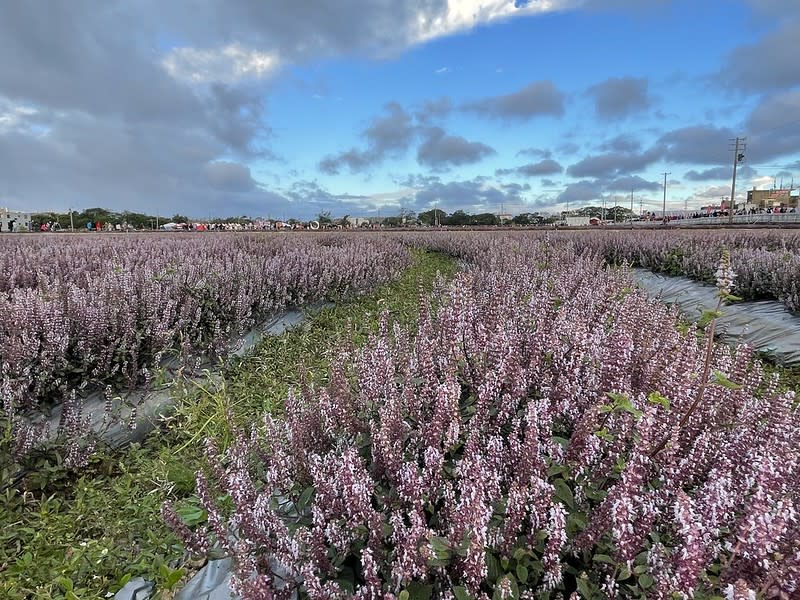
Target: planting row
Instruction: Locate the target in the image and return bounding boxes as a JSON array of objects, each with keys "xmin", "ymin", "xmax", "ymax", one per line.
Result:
[
  {"xmin": 167, "ymin": 233, "xmax": 798, "ymax": 599},
  {"xmin": 0, "ymin": 233, "xmax": 411, "ymax": 411},
  {"xmin": 566, "ymin": 229, "xmax": 800, "ymax": 311}
]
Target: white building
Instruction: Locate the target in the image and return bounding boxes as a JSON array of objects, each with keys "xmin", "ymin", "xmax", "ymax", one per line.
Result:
[
  {"xmin": 1, "ymin": 207, "xmax": 32, "ymax": 232},
  {"xmin": 565, "ymin": 216, "xmax": 589, "ymax": 226},
  {"xmin": 347, "ymin": 217, "xmax": 373, "ymax": 227}
]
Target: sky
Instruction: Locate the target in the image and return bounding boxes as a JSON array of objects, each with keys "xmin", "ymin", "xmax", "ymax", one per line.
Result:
[{"xmin": 2, "ymin": 0, "xmax": 800, "ymax": 220}]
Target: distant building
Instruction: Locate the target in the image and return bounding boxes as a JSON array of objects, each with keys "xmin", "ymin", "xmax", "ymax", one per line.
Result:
[
  {"xmin": 747, "ymin": 188, "xmax": 797, "ymax": 209},
  {"xmin": 347, "ymin": 217, "xmax": 373, "ymax": 228},
  {"xmin": 1, "ymin": 207, "xmax": 32, "ymax": 232},
  {"xmin": 497, "ymin": 213, "xmax": 513, "ymax": 223},
  {"xmin": 565, "ymin": 216, "xmax": 601, "ymax": 226}
]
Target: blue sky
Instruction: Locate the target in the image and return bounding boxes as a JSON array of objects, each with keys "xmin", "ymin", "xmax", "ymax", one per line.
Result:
[{"xmin": 2, "ymin": 0, "xmax": 800, "ymax": 219}]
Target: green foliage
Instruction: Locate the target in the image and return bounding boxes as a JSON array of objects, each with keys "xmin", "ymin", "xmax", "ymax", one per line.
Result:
[
  {"xmin": 697, "ymin": 309, "xmax": 723, "ymax": 329},
  {"xmin": 417, "ymin": 209, "xmax": 447, "ymax": 226},
  {"xmin": 647, "ymin": 391, "xmax": 671, "ymax": 410},
  {"xmin": 0, "ymin": 442, "xmax": 184, "ymax": 600},
  {"xmin": 660, "ymin": 248, "xmax": 687, "ymax": 277},
  {"xmin": 601, "ymin": 392, "xmax": 643, "ymax": 419},
  {"xmin": 511, "ymin": 213, "xmax": 546, "ymax": 226},
  {"xmin": 711, "ymin": 370, "xmax": 742, "ymax": 390}
]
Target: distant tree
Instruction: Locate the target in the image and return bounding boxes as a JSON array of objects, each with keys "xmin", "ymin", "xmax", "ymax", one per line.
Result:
[
  {"xmin": 399, "ymin": 208, "xmax": 417, "ymax": 224},
  {"xmin": 445, "ymin": 210, "xmax": 470, "ymax": 226},
  {"xmin": 418, "ymin": 209, "xmax": 447, "ymax": 226},
  {"xmin": 121, "ymin": 211, "xmax": 153, "ymax": 229},
  {"xmin": 318, "ymin": 211, "xmax": 333, "ymax": 225},
  {"xmin": 471, "ymin": 212, "xmax": 500, "ymax": 226},
  {"xmin": 381, "ymin": 216, "xmax": 403, "ymax": 227},
  {"xmin": 511, "ymin": 213, "xmax": 545, "ymax": 225},
  {"xmin": 32, "ymin": 212, "xmax": 70, "ymax": 229},
  {"xmin": 171, "ymin": 214, "xmax": 189, "ymax": 223}
]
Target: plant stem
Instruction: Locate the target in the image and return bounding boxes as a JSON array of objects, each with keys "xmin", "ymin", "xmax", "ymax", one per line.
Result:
[{"xmin": 649, "ymin": 295, "xmax": 723, "ymax": 459}]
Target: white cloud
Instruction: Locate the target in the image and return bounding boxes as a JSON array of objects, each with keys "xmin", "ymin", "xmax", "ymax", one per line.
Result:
[
  {"xmin": 411, "ymin": 0, "xmax": 559, "ymax": 43},
  {"xmin": 163, "ymin": 43, "xmax": 279, "ymax": 84},
  {"xmin": 0, "ymin": 101, "xmax": 39, "ymax": 132},
  {"xmin": 751, "ymin": 176, "xmax": 776, "ymax": 189}
]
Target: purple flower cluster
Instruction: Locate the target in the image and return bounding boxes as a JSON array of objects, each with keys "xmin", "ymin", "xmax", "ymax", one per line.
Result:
[
  {"xmin": 167, "ymin": 233, "xmax": 799, "ymax": 598},
  {"xmin": 0, "ymin": 232, "xmax": 410, "ymax": 465},
  {"xmin": 566, "ymin": 228, "xmax": 800, "ymax": 310},
  {"xmin": 0, "ymin": 233, "xmax": 410, "ymax": 409}
]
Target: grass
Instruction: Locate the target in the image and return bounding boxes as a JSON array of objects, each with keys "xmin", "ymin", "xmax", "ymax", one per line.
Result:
[{"xmin": 0, "ymin": 249, "xmax": 459, "ymax": 600}]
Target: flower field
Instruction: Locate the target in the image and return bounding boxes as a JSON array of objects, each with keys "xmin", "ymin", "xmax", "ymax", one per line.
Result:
[
  {"xmin": 567, "ymin": 229, "xmax": 800, "ymax": 311},
  {"xmin": 1, "ymin": 230, "xmax": 799, "ymax": 600},
  {"xmin": 0, "ymin": 234, "xmax": 409, "ymax": 410}
]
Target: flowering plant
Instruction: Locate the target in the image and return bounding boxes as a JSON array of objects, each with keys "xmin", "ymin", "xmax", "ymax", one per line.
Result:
[{"xmin": 167, "ymin": 236, "xmax": 798, "ymax": 599}]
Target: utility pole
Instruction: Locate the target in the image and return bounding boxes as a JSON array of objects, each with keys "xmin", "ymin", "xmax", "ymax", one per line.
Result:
[
  {"xmin": 729, "ymin": 137, "xmax": 746, "ymax": 224},
  {"xmin": 69, "ymin": 208, "xmax": 74, "ymax": 232},
  {"xmin": 662, "ymin": 172, "xmax": 671, "ymax": 221},
  {"xmin": 630, "ymin": 188, "xmax": 634, "ymax": 214}
]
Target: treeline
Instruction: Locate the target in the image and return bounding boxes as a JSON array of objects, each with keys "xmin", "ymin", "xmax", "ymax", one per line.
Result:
[
  {"xmin": 416, "ymin": 209, "xmax": 554, "ymax": 226},
  {"xmin": 31, "ymin": 208, "xmax": 252, "ymax": 230}
]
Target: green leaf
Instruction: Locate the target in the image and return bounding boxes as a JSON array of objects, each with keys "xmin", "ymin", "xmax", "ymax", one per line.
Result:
[
  {"xmin": 553, "ymin": 479, "xmax": 574, "ymax": 509},
  {"xmin": 594, "ymin": 427, "xmax": 612, "ymax": 441},
  {"xmin": 57, "ymin": 576, "xmax": 74, "ymax": 593},
  {"xmin": 592, "ymin": 554, "xmax": 615, "ymax": 564},
  {"xmin": 165, "ymin": 568, "xmax": 185, "ymax": 590},
  {"xmin": 547, "ymin": 463, "xmax": 570, "ymax": 477},
  {"xmin": 405, "ymin": 582, "xmax": 434, "ymax": 600},
  {"xmin": 175, "ymin": 503, "xmax": 207, "ymax": 527},
  {"xmin": 638, "ymin": 574, "xmax": 655, "ymax": 589},
  {"xmin": 615, "ymin": 396, "xmax": 643, "ymax": 419},
  {"xmin": 698, "ymin": 309, "xmax": 722, "ymax": 328},
  {"xmin": 516, "ymin": 564, "xmax": 529, "ymax": 583},
  {"xmin": 567, "ymin": 510, "xmax": 588, "ymax": 535},
  {"xmin": 453, "ymin": 587, "xmax": 473, "ymax": 600},
  {"xmin": 427, "ymin": 557, "xmax": 451, "ymax": 567},
  {"xmin": 575, "ymin": 576, "xmax": 598, "ymax": 599},
  {"xmin": 297, "ymin": 486, "xmax": 315, "ymax": 509},
  {"xmin": 647, "ymin": 392, "xmax": 670, "ymax": 410},
  {"xmin": 606, "ymin": 391, "xmax": 628, "ymax": 404},
  {"xmin": 486, "ymin": 553, "xmax": 502, "ymax": 582},
  {"xmin": 712, "ymin": 370, "xmax": 742, "ymax": 390},
  {"xmin": 399, "ymin": 592, "xmax": 410, "ymax": 600}
]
